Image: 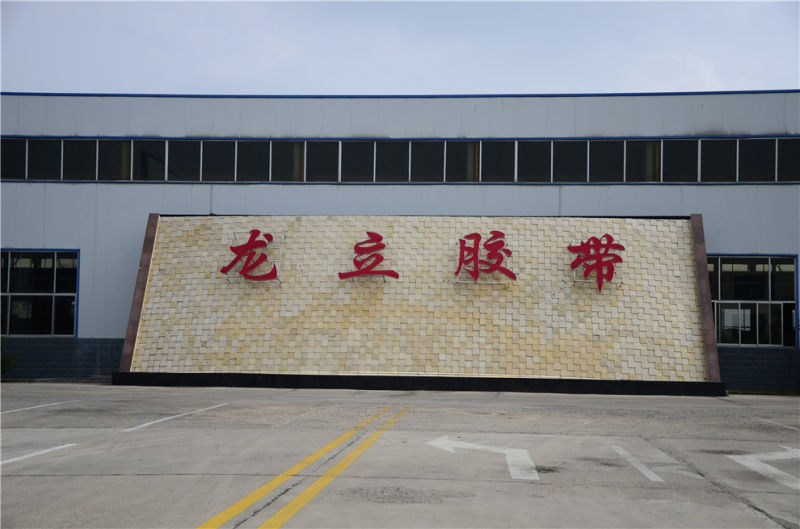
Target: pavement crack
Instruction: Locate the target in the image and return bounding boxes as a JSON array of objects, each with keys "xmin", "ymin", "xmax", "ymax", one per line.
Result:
[
  {"xmin": 644, "ymin": 436, "xmax": 798, "ymax": 529},
  {"xmin": 230, "ymin": 429, "xmax": 369, "ymax": 528},
  {"xmin": 231, "ymin": 478, "xmax": 306, "ymax": 529}
]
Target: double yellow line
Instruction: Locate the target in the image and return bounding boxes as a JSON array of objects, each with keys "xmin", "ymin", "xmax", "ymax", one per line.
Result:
[{"xmin": 197, "ymin": 405, "xmax": 411, "ymax": 529}]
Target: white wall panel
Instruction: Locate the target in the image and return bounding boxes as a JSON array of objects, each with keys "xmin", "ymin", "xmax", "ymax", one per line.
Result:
[
  {"xmin": 74, "ymin": 98, "xmax": 104, "ymax": 136},
  {"xmin": 4, "ymin": 92, "xmax": 798, "ymax": 139},
  {"xmin": 752, "ymin": 93, "xmax": 792, "ymax": 136},
  {"xmin": 787, "ymin": 93, "xmax": 800, "ymax": 133},
  {"xmin": 321, "ymin": 100, "xmax": 353, "ymax": 138},
  {"xmin": 1, "ymin": 97, "xmax": 19, "ymax": 133},
  {"xmin": 128, "ymin": 98, "xmax": 161, "ymax": 137},
  {"xmin": 46, "ymin": 98, "xmax": 76, "ymax": 136},
  {"xmin": 210, "ymin": 99, "xmax": 241, "ymax": 137},
  {"xmin": 721, "ymin": 94, "xmax": 753, "ymax": 135},
  {"xmin": 545, "ymin": 98, "xmax": 576, "ymax": 138},
  {"xmin": 184, "ymin": 98, "xmax": 208, "ymax": 138},
  {"xmin": 156, "ymin": 98, "xmax": 187, "ymax": 138},
  {"xmin": 1, "ymin": 183, "xmax": 47, "ymax": 246},
  {"xmin": 17, "ymin": 97, "xmax": 47, "ymax": 136},
  {"xmin": 99, "ymin": 97, "xmax": 131, "ymax": 137},
  {"xmin": 681, "ymin": 185, "xmax": 800, "ymax": 254}
]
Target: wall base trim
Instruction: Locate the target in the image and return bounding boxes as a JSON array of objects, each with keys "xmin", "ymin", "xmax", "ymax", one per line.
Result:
[{"xmin": 112, "ymin": 372, "xmax": 726, "ymax": 396}]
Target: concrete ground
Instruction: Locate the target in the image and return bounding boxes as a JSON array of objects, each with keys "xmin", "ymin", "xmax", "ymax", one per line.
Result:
[{"xmin": 1, "ymin": 383, "xmax": 798, "ymax": 529}]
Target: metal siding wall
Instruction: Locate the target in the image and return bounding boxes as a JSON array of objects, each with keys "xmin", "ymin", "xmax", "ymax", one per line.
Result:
[
  {"xmin": 2, "ymin": 182, "xmax": 797, "ymax": 338},
  {"xmin": 3, "ymin": 93, "xmax": 798, "ymax": 138}
]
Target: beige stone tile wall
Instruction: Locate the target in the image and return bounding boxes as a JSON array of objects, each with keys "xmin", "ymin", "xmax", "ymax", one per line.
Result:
[{"xmin": 131, "ymin": 216, "xmax": 708, "ymax": 381}]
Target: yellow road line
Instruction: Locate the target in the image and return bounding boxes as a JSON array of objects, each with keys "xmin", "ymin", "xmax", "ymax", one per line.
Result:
[
  {"xmin": 197, "ymin": 405, "xmax": 392, "ymax": 529},
  {"xmin": 258, "ymin": 406, "xmax": 411, "ymax": 529}
]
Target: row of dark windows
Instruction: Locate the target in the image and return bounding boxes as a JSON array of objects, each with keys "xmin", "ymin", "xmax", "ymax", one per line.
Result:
[
  {"xmin": 1, "ymin": 138, "xmax": 798, "ymax": 183},
  {"xmin": 1, "ymin": 251, "xmax": 78, "ymax": 336},
  {"xmin": 708, "ymin": 256, "xmax": 796, "ymax": 347}
]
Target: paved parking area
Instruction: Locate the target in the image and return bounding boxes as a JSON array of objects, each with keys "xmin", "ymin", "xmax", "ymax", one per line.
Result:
[{"xmin": 1, "ymin": 383, "xmax": 798, "ymax": 529}]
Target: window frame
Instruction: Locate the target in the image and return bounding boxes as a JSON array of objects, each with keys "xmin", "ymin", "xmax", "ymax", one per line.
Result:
[
  {"xmin": 708, "ymin": 255, "xmax": 797, "ymax": 347},
  {"xmin": 1, "ymin": 249, "xmax": 79, "ymax": 337},
  {"xmin": 2, "ymin": 135, "xmax": 796, "ymax": 185}
]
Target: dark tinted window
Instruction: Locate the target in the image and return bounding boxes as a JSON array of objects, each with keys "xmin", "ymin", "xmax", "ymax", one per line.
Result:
[
  {"xmin": 202, "ymin": 141, "xmax": 235, "ymax": 181},
  {"xmin": 2, "ymin": 251, "xmax": 78, "ymax": 337},
  {"xmin": 63, "ymin": 140, "xmax": 96, "ymax": 180},
  {"xmin": 553, "ymin": 141, "xmax": 586, "ymax": 182},
  {"xmin": 272, "ymin": 141, "xmax": 304, "ymax": 181},
  {"xmin": 237, "ymin": 141, "xmax": 269, "ymax": 181},
  {"xmin": 55, "ymin": 252, "xmax": 78, "ymax": 293},
  {"xmin": 446, "ymin": 141, "xmax": 478, "ymax": 182},
  {"xmin": 1, "ymin": 251, "xmax": 8, "ymax": 293},
  {"xmin": 168, "ymin": 141, "xmax": 200, "ymax": 181},
  {"xmin": 1, "ymin": 296, "xmax": 7, "ymax": 335},
  {"xmin": 772, "ymin": 257, "xmax": 795, "ymax": 301},
  {"xmin": 9, "ymin": 296, "xmax": 52, "ymax": 334},
  {"xmin": 758, "ymin": 303, "xmax": 782, "ymax": 345},
  {"xmin": 517, "ymin": 141, "xmax": 550, "ymax": 182},
  {"xmin": 589, "ymin": 141, "xmax": 623, "ymax": 182},
  {"xmin": 777, "ymin": 138, "xmax": 799, "ymax": 181},
  {"xmin": 720, "ymin": 258, "xmax": 768, "ymax": 300},
  {"xmin": 10, "ymin": 252, "xmax": 54, "ymax": 293},
  {"xmin": 1, "ymin": 139, "xmax": 26, "ymax": 180},
  {"xmin": 28, "ymin": 139, "xmax": 61, "ymax": 180},
  {"xmin": 341, "ymin": 141, "xmax": 373, "ymax": 182},
  {"xmin": 481, "ymin": 141, "xmax": 514, "ymax": 182},
  {"xmin": 375, "ymin": 141, "xmax": 408, "ymax": 182},
  {"xmin": 717, "ymin": 303, "xmax": 739, "ymax": 344},
  {"xmin": 410, "ymin": 141, "xmax": 443, "ymax": 182},
  {"xmin": 662, "ymin": 140, "xmax": 697, "ymax": 182},
  {"xmin": 306, "ymin": 141, "xmax": 338, "ymax": 182},
  {"xmin": 783, "ymin": 303, "xmax": 796, "ymax": 346},
  {"xmin": 133, "ymin": 141, "xmax": 165, "ymax": 181},
  {"xmin": 739, "ymin": 139, "xmax": 775, "ymax": 182},
  {"xmin": 626, "ymin": 140, "xmax": 660, "ymax": 182},
  {"xmin": 98, "ymin": 140, "xmax": 131, "ymax": 180},
  {"xmin": 701, "ymin": 140, "xmax": 736, "ymax": 182},
  {"xmin": 54, "ymin": 296, "xmax": 76, "ymax": 335},
  {"xmin": 707, "ymin": 258, "xmax": 718, "ymax": 300},
  {"xmin": 739, "ymin": 302, "xmax": 757, "ymax": 344}
]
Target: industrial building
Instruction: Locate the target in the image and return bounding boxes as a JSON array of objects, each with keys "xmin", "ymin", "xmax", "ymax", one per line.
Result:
[{"xmin": 1, "ymin": 90, "xmax": 797, "ymax": 391}]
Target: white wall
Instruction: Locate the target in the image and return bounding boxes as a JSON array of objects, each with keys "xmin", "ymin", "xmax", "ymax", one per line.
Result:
[
  {"xmin": 2, "ymin": 92, "xmax": 798, "ymax": 139},
  {"xmin": 2, "ymin": 182, "xmax": 798, "ymax": 338}
]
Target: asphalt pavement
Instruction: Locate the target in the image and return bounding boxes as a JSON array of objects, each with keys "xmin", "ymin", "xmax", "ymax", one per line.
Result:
[{"xmin": 1, "ymin": 383, "xmax": 798, "ymax": 529}]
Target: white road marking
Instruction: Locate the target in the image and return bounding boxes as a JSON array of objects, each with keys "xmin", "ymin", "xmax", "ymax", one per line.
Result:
[
  {"xmin": 658, "ymin": 464, "xmax": 704, "ymax": 480},
  {"xmin": 611, "ymin": 445, "xmax": 664, "ymax": 482},
  {"xmin": 728, "ymin": 448, "xmax": 800, "ymax": 491},
  {"xmin": 426, "ymin": 435, "xmax": 539, "ymax": 480},
  {"xmin": 758, "ymin": 417, "xmax": 800, "ymax": 432},
  {"xmin": 1, "ymin": 400, "xmax": 80, "ymax": 414},
  {"xmin": 121, "ymin": 403, "xmax": 229, "ymax": 432},
  {"xmin": 1, "ymin": 444, "xmax": 76, "ymax": 465}
]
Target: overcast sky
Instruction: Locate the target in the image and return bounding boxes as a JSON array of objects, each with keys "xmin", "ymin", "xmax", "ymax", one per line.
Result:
[{"xmin": 1, "ymin": 1, "xmax": 798, "ymax": 95}]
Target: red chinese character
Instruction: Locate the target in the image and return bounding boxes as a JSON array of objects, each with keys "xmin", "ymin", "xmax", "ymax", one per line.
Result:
[
  {"xmin": 568, "ymin": 234, "xmax": 625, "ymax": 292},
  {"xmin": 338, "ymin": 231, "xmax": 399, "ymax": 279},
  {"xmin": 220, "ymin": 229, "xmax": 278, "ymax": 281},
  {"xmin": 455, "ymin": 230, "xmax": 517, "ymax": 281}
]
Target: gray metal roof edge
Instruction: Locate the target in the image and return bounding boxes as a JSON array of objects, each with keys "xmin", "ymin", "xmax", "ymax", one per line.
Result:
[{"xmin": 2, "ymin": 89, "xmax": 799, "ymax": 99}]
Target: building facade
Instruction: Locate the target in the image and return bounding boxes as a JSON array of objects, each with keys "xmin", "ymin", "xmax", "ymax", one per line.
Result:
[{"xmin": 1, "ymin": 91, "xmax": 798, "ymax": 390}]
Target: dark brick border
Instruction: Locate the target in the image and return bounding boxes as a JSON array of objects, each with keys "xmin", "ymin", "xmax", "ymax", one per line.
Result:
[
  {"xmin": 112, "ymin": 372, "xmax": 726, "ymax": 396},
  {"xmin": 690, "ymin": 214, "xmax": 721, "ymax": 382},
  {"xmin": 118, "ymin": 213, "xmax": 160, "ymax": 373}
]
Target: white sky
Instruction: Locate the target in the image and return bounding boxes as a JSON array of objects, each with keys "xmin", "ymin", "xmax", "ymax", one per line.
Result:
[{"xmin": 1, "ymin": 1, "xmax": 798, "ymax": 95}]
